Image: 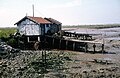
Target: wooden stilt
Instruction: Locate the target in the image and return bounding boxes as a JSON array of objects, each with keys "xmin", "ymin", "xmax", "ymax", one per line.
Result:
[
  {"xmin": 85, "ymin": 35, "xmax": 87, "ymax": 40},
  {"xmin": 93, "ymin": 44, "xmax": 96, "ymax": 53},
  {"xmin": 42, "ymin": 50, "xmax": 44, "ymax": 64},
  {"xmin": 82, "ymin": 35, "xmax": 84, "ymax": 39},
  {"xmin": 102, "ymin": 44, "xmax": 104, "ymax": 54},
  {"xmin": 38, "ymin": 36, "xmax": 40, "ymax": 41},
  {"xmin": 66, "ymin": 40, "xmax": 68, "ymax": 50},
  {"xmin": 27, "ymin": 37, "xmax": 30, "ymax": 42},
  {"xmin": 73, "ymin": 42, "xmax": 75, "ymax": 50},
  {"xmin": 44, "ymin": 50, "xmax": 46, "ymax": 65},
  {"xmin": 85, "ymin": 43, "xmax": 88, "ymax": 52},
  {"xmin": 52, "ymin": 38, "xmax": 54, "ymax": 49},
  {"xmin": 59, "ymin": 39, "xmax": 61, "ymax": 49}
]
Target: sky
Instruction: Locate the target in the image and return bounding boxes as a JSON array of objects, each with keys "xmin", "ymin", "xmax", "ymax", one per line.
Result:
[{"xmin": 0, "ymin": 0, "xmax": 120, "ymax": 27}]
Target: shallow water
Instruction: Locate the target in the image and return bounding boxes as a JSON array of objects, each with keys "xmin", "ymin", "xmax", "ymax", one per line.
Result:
[
  {"xmin": 100, "ymin": 27, "xmax": 120, "ymax": 31},
  {"xmin": 66, "ymin": 27, "xmax": 120, "ymax": 40},
  {"xmin": 105, "ymin": 37, "xmax": 120, "ymax": 40}
]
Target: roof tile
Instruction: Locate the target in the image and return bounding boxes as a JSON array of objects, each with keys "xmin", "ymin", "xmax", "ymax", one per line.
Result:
[
  {"xmin": 45, "ymin": 18, "xmax": 62, "ymax": 25},
  {"xmin": 28, "ymin": 16, "xmax": 51, "ymax": 24}
]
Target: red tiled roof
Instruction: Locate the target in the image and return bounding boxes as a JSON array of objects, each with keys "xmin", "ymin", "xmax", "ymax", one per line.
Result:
[{"xmin": 28, "ymin": 16, "xmax": 51, "ymax": 24}]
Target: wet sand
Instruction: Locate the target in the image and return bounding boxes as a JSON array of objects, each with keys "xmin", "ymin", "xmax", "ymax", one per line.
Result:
[{"xmin": 61, "ymin": 27, "xmax": 120, "ymax": 77}]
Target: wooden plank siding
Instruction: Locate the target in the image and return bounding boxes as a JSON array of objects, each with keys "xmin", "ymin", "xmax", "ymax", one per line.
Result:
[
  {"xmin": 15, "ymin": 16, "xmax": 62, "ymax": 36},
  {"xmin": 17, "ymin": 19, "xmax": 40, "ymax": 35}
]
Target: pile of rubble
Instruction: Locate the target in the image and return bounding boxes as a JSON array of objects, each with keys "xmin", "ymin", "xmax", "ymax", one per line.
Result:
[{"xmin": 0, "ymin": 39, "xmax": 20, "ymax": 59}]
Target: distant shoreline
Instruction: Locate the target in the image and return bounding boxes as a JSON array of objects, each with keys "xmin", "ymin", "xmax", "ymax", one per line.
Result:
[
  {"xmin": 0, "ymin": 24, "xmax": 120, "ymax": 29},
  {"xmin": 62, "ymin": 24, "xmax": 120, "ymax": 29},
  {"xmin": 0, "ymin": 27, "xmax": 16, "ymax": 29}
]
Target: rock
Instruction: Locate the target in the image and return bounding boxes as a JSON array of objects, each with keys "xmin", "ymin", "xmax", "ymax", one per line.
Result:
[
  {"xmin": 18, "ymin": 66, "xmax": 27, "ymax": 71},
  {"xmin": 2, "ymin": 64, "xmax": 7, "ymax": 67},
  {"xmin": 0, "ymin": 61, "xmax": 3, "ymax": 65}
]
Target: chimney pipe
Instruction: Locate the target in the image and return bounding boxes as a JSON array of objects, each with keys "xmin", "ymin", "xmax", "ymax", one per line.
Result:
[{"xmin": 32, "ymin": 4, "xmax": 34, "ymax": 17}]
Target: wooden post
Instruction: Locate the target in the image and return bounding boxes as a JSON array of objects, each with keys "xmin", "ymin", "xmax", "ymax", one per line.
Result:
[
  {"xmin": 93, "ymin": 43, "xmax": 96, "ymax": 53},
  {"xmin": 70, "ymin": 33, "xmax": 71, "ymax": 37},
  {"xmin": 43, "ymin": 36, "xmax": 46, "ymax": 49},
  {"xmin": 42, "ymin": 50, "xmax": 44, "ymax": 65},
  {"xmin": 73, "ymin": 42, "xmax": 75, "ymax": 51},
  {"xmin": 102, "ymin": 44, "xmax": 104, "ymax": 54},
  {"xmin": 83, "ymin": 35, "xmax": 84, "ymax": 40},
  {"xmin": 44, "ymin": 50, "xmax": 46, "ymax": 65},
  {"xmin": 85, "ymin": 43, "xmax": 88, "ymax": 52},
  {"xmin": 66, "ymin": 40, "xmax": 68, "ymax": 50},
  {"xmin": 52, "ymin": 38, "xmax": 54, "ymax": 49},
  {"xmin": 27, "ymin": 37, "xmax": 30, "ymax": 42},
  {"xmin": 59, "ymin": 39, "xmax": 61, "ymax": 49},
  {"xmin": 102, "ymin": 33, "xmax": 105, "ymax": 54},
  {"xmin": 85, "ymin": 35, "xmax": 87, "ymax": 40},
  {"xmin": 38, "ymin": 36, "xmax": 40, "ymax": 42}
]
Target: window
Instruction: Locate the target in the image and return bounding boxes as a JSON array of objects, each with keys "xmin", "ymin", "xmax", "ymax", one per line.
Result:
[{"xmin": 46, "ymin": 24, "xmax": 49, "ymax": 27}]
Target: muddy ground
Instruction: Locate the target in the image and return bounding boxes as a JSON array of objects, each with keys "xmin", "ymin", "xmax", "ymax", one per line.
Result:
[{"xmin": 0, "ymin": 27, "xmax": 120, "ymax": 78}]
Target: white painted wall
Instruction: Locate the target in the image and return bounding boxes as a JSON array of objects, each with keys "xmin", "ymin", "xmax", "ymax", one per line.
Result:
[{"xmin": 17, "ymin": 19, "xmax": 41, "ymax": 35}]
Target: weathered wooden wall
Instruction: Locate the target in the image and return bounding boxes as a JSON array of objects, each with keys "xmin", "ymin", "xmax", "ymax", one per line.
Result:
[
  {"xmin": 17, "ymin": 19, "xmax": 41, "ymax": 35},
  {"xmin": 17, "ymin": 18, "xmax": 61, "ymax": 36}
]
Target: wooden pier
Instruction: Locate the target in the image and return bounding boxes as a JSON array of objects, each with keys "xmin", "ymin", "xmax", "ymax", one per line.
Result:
[
  {"xmin": 36, "ymin": 35, "xmax": 104, "ymax": 53},
  {"xmin": 19, "ymin": 32, "xmax": 104, "ymax": 53},
  {"xmin": 64, "ymin": 31, "xmax": 93, "ymax": 40}
]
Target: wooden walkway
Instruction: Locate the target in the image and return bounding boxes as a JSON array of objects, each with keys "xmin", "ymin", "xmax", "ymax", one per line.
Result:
[
  {"xmin": 39, "ymin": 35, "xmax": 104, "ymax": 53},
  {"xmin": 21, "ymin": 32, "xmax": 104, "ymax": 53}
]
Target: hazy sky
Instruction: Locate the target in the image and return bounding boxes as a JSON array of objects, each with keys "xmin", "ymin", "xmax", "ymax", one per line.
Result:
[{"xmin": 0, "ymin": 0, "xmax": 120, "ymax": 27}]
